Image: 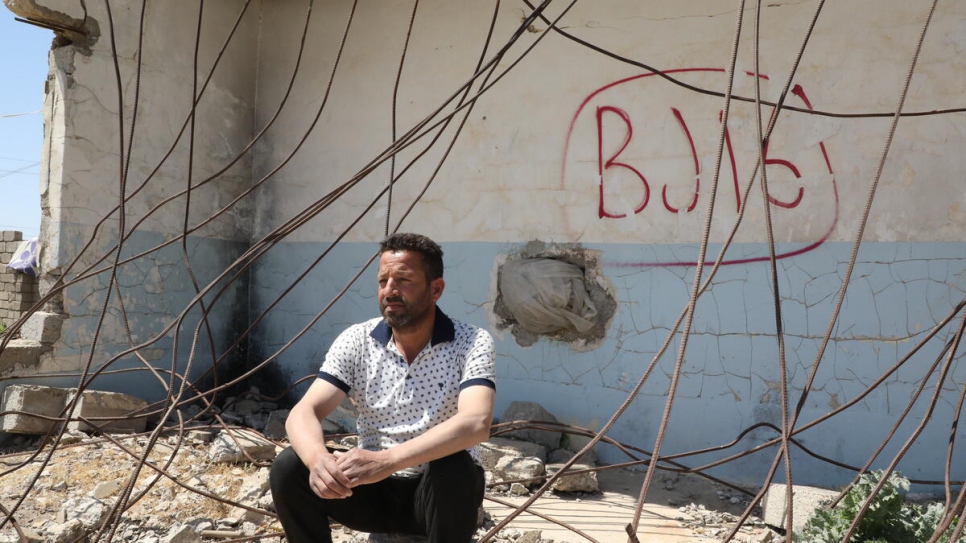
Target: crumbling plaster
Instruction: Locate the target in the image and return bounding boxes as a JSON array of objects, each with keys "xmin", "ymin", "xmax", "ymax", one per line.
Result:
[
  {"xmin": 4, "ymin": 0, "xmax": 259, "ymax": 400},
  {"xmin": 244, "ymin": 0, "xmax": 966, "ymax": 487},
  {"xmin": 3, "ymin": 0, "xmax": 966, "ymax": 488},
  {"xmin": 251, "ymin": 239, "xmax": 966, "ymax": 486}
]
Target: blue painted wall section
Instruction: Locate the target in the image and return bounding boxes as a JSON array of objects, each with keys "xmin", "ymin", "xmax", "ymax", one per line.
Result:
[
  {"xmin": 251, "ymin": 240, "xmax": 966, "ymax": 487},
  {"xmin": 48, "ymin": 228, "xmax": 251, "ymax": 404}
]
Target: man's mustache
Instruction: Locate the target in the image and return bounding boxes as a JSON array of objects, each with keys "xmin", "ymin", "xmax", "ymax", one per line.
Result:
[{"xmin": 383, "ymin": 296, "xmax": 405, "ymax": 305}]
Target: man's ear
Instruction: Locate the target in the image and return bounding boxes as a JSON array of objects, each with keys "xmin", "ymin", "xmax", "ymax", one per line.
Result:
[{"xmin": 431, "ymin": 277, "xmax": 445, "ymax": 302}]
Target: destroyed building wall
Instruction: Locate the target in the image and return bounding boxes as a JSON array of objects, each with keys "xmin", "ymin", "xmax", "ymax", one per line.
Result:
[
  {"xmin": 249, "ymin": 0, "xmax": 966, "ymax": 488},
  {"xmin": 2, "ymin": 0, "xmax": 257, "ymax": 400},
  {"xmin": 3, "ymin": 0, "xmax": 966, "ymax": 489}
]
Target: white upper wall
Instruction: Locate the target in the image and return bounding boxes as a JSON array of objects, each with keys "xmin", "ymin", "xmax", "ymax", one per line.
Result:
[
  {"xmin": 17, "ymin": 0, "xmax": 965, "ymax": 251},
  {"xmin": 12, "ymin": 0, "xmax": 259, "ymax": 272},
  {"xmin": 251, "ymin": 0, "xmax": 966, "ymax": 245},
  {"xmin": 2, "ymin": 0, "xmax": 261, "ymax": 383}
]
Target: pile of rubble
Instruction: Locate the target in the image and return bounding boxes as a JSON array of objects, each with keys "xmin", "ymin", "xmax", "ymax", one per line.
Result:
[
  {"xmin": 673, "ymin": 504, "xmax": 771, "ymax": 542},
  {"xmin": 0, "ymin": 386, "xmax": 762, "ymax": 543},
  {"xmin": 0, "ymin": 429, "xmax": 276, "ymax": 543},
  {"xmin": 483, "ymin": 401, "xmax": 601, "ymax": 497}
]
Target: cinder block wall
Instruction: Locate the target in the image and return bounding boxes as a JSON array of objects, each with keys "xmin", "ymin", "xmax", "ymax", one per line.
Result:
[{"xmin": 0, "ymin": 231, "xmax": 40, "ymax": 329}]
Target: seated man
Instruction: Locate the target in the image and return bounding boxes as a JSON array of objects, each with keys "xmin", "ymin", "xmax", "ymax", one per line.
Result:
[{"xmin": 270, "ymin": 233, "xmax": 496, "ymax": 543}]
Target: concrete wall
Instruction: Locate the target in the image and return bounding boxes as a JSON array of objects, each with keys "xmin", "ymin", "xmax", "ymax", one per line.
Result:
[
  {"xmin": 4, "ymin": 0, "xmax": 965, "ymax": 489},
  {"xmin": 3, "ymin": 0, "xmax": 258, "ymax": 401},
  {"xmin": 249, "ymin": 0, "xmax": 966, "ymax": 488}
]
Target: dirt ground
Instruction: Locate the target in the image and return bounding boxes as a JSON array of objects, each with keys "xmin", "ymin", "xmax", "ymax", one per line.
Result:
[
  {"xmin": 478, "ymin": 468, "xmax": 769, "ymax": 543},
  {"xmin": 0, "ymin": 432, "xmax": 770, "ymax": 543}
]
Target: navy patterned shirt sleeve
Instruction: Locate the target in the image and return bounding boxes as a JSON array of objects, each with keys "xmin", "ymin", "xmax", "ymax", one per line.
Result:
[
  {"xmin": 459, "ymin": 326, "xmax": 496, "ymax": 390},
  {"xmin": 318, "ymin": 323, "xmax": 365, "ymax": 393}
]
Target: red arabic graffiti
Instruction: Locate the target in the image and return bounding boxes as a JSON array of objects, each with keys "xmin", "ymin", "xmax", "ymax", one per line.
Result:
[{"xmin": 563, "ymin": 68, "xmax": 838, "ymax": 267}]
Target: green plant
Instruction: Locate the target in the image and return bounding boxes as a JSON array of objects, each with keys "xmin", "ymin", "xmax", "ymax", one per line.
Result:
[
  {"xmin": 0, "ymin": 322, "xmax": 6, "ymax": 335},
  {"xmin": 795, "ymin": 470, "xmax": 962, "ymax": 543}
]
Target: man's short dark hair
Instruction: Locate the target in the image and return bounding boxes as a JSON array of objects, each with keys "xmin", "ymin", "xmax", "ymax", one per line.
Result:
[{"xmin": 379, "ymin": 233, "xmax": 444, "ymax": 280}]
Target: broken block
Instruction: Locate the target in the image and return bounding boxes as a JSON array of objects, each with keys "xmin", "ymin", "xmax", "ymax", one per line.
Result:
[
  {"xmin": 546, "ymin": 462, "xmax": 599, "ymax": 493},
  {"xmin": 20, "ymin": 312, "xmax": 64, "ymax": 344},
  {"xmin": 209, "ymin": 428, "xmax": 277, "ymax": 463},
  {"xmin": 479, "ymin": 437, "xmax": 548, "ymax": 471},
  {"xmin": 0, "ymin": 339, "xmax": 46, "ymax": 376},
  {"xmin": 1, "ymin": 384, "xmax": 71, "ymax": 435},
  {"xmin": 262, "ymin": 409, "xmax": 289, "ymax": 440},
  {"xmin": 66, "ymin": 389, "xmax": 151, "ymax": 434}
]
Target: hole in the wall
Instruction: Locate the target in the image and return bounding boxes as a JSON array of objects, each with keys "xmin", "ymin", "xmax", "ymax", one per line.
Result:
[{"xmin": 493, "ymin": 242, "xmax": 616, "ymax": 350}]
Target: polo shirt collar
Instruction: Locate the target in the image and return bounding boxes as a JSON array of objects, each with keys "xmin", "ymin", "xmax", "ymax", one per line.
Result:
[{"xmin": 370, "ymin": 306, "xmax": 455, "ymax": 346}]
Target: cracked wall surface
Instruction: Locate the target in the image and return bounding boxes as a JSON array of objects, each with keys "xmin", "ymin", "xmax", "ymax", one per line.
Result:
[
  {"xmin": 251, "ymin": 240, "xmax": 966, "ymax": 487},
  {"xmin": 3, "ymin": 0, "xmax": 966, "ymax": 489},
  {"xmin": 246, "ymin": 0, "xmax": 966, "ymax": 487},
  {"xmin": 2, "ymin": 0, "xmax": 259, "ymax": 400}
]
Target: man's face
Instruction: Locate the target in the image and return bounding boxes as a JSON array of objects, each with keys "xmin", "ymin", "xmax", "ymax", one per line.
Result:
[{"xmin": 377, "ymin": 250, "xmax": 443, "ymax": 330}]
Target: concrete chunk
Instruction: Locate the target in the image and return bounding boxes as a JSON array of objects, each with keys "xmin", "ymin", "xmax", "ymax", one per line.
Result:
[
  {"xmin": 66, "ymin": 389, "xmax": 151, "ymax": 434},
  {"xmin": 1, "ymin": 384, "xmax": 71, "ymax": 435},
  {"xmin": 501, "ymin": 401, "xmax": 562, "ymax": 450},
  {"xmin": 761, "ymin": 483, "xmax": 838, "ymax": 531},
  {"xmin": 44, "ymin": 519, "xmax": 85, "ymax": 543},
  {"xmin": 59, "ymin": 497, "xmax": 108, "ymax": 530},
  {"xmin": 479, "ymin": 437, "xmax": 548, "ymax": 471},
  {"xmin": 263, "ymin": 409, "xmax": 289, "ymax": 440},
  {"xmin": 20, "ymin": 312, "xmax": 64, "ymax": 343},
  {"xmin": 162, "ymin": 524, "xmax": 201, "ymax": 543},
  {"xmin": 209, "ymin": 428, "xmax": 277, "ymax": 463},
  {"xmin": 0, "ymin": 339, "xmax": 46, "ymax": 375},
  {"xmin": 547, "ymin": 462, "xmax": 599, "ymax": 493},
  {"xmin": 493, "ymin": 456, "xmax": 545, "ymax": 488}
]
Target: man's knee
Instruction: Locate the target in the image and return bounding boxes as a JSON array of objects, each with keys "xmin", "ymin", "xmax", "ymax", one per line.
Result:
[
  {"xmin": 270, "ymin": 447, "xmax": 307, "ymax": 497},
  {"xmin": 427, "ymin": 450, "xmax": 476, "ymax": 475},
  {"xmin": 429, "ymin": 451, "xmax": 481, "ymax": 485},
  {"xmin": 415, "ymin": 451, "xmax": 483, "ymax": 541},
  {"xmin": 424, "ymin": 450, "xmax": 484, "ymax": 502}
]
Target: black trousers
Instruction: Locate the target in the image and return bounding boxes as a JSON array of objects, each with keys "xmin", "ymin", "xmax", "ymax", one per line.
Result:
[{"xmin": 269, "ymin": 447, "xmax": 485, "ymax": 543}]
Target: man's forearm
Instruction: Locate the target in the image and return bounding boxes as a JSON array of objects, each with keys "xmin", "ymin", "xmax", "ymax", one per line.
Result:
[
  {"xmin": 382, "ymin": 385, "xmax": 495, "ymax": 473},
  {"xmin": 286, "ymin": 404, "xmax": 331, "ymax": 468},
  {"xmin": 284, "ymin": 379, "xmax": 347, "ymax": 469},
  {"xmin": 387, "ymin": 412, "xmax": 490, "ymax": 471},
  {"xmin": 336, "ymin": 409, "xmax": 491, "ymax": 487}
]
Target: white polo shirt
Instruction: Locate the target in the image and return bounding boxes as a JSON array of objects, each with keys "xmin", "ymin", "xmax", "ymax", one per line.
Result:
[{"xmin": 318, "ymin": 307, "xmax": 496, "ymax": 475}]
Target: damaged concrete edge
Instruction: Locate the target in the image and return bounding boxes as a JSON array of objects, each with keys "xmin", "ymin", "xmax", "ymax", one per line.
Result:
[
  {"xmin": 491, "ymin": 240, "xmax": 618, "ymax": 351},
  {"xmin": 3, "ymin": 0, "xmax": 100, "ymax": 52},
  {"xmin": 1, "ymin": 384, "xmax": 151, "ymax": 435},
  {"xmin": 0, "ymin": 4, "xmax": 82, "ymax": 368}
]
